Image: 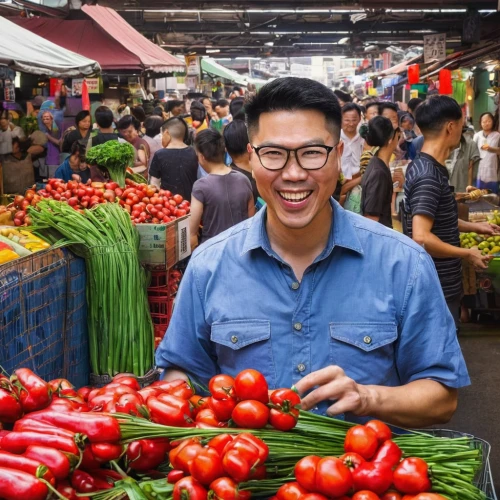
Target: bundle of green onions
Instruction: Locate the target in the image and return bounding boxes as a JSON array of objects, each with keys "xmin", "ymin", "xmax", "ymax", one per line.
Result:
[
  {"xmin": 29, "ymin": 200, "xmax": 154, "ymax": 377},
  {"xmin": 115, "ymin": 411, "xmax": 488, "ymax": 500}
]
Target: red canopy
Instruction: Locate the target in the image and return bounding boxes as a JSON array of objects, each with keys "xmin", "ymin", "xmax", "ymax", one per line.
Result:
[{"xmin": 10, "ymin": 6, "xmax": 184, "ymax": 73}]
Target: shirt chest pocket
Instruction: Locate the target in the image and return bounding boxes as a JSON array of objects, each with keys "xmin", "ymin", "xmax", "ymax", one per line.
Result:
[
  {"xmin": 211, "ymin": 320, "xmax": 276, "ymax": 388},
  {"xmin": 329, "ymin": 322, "xmax": 398, "ymax": 386}
]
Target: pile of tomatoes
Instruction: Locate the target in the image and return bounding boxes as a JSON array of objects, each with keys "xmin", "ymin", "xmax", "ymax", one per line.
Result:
[
  {"xmin": 4, "ymin": 178, "xmax": 190, "ymax": 226},
  {"xmin": 275, "ymin": 420, "xmax": 443, "ymax": 500}
]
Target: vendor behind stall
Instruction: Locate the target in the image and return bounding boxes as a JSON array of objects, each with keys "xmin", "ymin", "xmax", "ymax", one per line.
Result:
[
  {"xmin": 54, "ymin": 141, "xmax": 90, "ymax": 183},
  {"xmin": 156, "ymin": 77, "xmax": 470, "ymax": 428}
]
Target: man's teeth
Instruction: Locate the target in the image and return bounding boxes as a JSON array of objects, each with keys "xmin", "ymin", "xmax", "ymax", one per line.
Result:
[{"xmin": 279, "ymin": 191, "xmax": 312, "ymax": 201}]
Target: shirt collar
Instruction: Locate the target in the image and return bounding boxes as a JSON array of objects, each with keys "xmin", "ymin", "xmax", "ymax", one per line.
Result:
[
  {"xmin": 341, "ymin": 130, "xmax": 361, "ymax": 144},
  {"xmin": 241, "ymin": 199, "xmax": 364, "ymax": 259}
]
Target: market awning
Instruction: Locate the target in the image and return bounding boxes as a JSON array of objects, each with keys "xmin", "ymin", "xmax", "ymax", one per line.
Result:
[
  {"xmin": 0, "ymin": 15, "xmax": 100, "ymax": 77},
  {"xmin": 10, "ymin": 6, "xmax": 184, "ymax": 74},
  {"xmin": 201, "ymin": 58, "xmax": 247, "ymax": 86}
]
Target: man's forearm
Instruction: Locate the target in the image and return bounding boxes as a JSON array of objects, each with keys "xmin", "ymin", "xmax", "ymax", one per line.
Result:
[
  {"xmin": 361, "ymin": 380, "xmax": 458, "ymax": 428},
  {"xmin": 414, "ymin": 229, "xmax": 468, "ymax": 259},
  {"xmin": 162, "ymin": 369, "xmax": 189, "ymax": 382}
]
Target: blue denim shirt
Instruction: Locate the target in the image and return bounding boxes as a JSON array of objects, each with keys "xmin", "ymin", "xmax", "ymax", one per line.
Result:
[{"xmin": 156, "ymin": 199, "xmax": 470, "ymax": 417}]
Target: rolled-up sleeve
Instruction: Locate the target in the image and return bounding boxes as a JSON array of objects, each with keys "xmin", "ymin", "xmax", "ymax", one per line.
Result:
[
  {"xmin": 396, "ymin": 251, "xmax": 470, "ymax": 388},
  {"xmin": 155, "ymin": 262, "xmax": 218, "ymax": 384}
]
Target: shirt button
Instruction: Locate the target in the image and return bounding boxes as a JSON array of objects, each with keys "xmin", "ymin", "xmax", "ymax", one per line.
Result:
[
  {"xmin": 294, "ymin": 322, "xmax": 302, "ymax": 331},
  {"xmin": 363, "ymin": 336, "xmax": 372, "ymax": 345},
  {"xmin": 297, "ymin": 363, "xmax": 306, "ymax": 372},
  {"xmin": 231, "ymin": 335, "xmax": 238, "ymax": 344},
  {"xmin": 291, "ymin": 282, "xmax": 300, "ymax": 290}
]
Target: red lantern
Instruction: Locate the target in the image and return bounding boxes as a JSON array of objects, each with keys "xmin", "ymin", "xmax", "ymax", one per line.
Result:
[
  {"xmin": 408, "ymin": 64, "xmax": 420, "ymax": 85},
  {"xmin": 439, "ymin": 69, "xmax": 453, "ymax": 95},
  {"xmin": 81, "ymin": 79, "xmax": 90, "ymax": 111}
]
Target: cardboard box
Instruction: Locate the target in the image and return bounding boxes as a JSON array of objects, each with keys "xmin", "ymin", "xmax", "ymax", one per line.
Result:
[{"xmin": 137, "ymin": 215, "xmax": 191, "ymax": 270}]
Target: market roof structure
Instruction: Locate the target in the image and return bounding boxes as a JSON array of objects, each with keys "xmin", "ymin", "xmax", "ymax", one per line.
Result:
[
  {"xmin": 9, "ymin": 5, "xmax": 184, "ymax": 74},
  {"xmin": 0, "ymin": 15, "xmax": 100, "ymax": 77},
  {"xmin": 201, "ymin": 58, "xmax": 248, "ymax": 86}
]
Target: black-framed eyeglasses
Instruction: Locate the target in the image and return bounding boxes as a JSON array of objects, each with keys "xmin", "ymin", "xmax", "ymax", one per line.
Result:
[{"xmin": 251, "ymin": 143, "xmax": 338, "ymax": 171}]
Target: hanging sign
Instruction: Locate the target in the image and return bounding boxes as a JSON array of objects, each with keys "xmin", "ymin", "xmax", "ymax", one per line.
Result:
[
  {"xmin": 424, "ymin": 34, "xmax": 446, "ymax": 63},
  {"xmin": 71, "ymin": 78, "xmax": 102, "ymax": 96},
  {"xmin": 185, "ymin": 55, "xmax": 200, "ymax": 77}
]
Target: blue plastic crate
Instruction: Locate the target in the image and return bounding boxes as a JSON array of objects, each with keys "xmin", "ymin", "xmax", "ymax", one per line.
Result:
[{"xmin": 0, "ymin": 248, "xmax": 89, "ymax": 387}]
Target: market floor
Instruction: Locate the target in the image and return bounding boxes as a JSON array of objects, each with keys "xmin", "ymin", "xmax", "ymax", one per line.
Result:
[{"xmin": 435, "ymin": 321, "xmax": 500, "ymax": 496}]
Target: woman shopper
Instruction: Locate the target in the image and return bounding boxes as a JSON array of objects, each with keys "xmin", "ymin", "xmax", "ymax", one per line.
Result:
[
  {"xmin": 361, "ymin": 116, "xmax": 401, "ymax": 228},
  {"xmin": 39, "ymin": 110, "xmax": 61, "ymax": 178},
  {"xmin": 61, "ymin": 110, "xmax": 91, "ymax": 154},
  {"xmin": 54, "ymin": 140, "xmax": 90, "ymax": 183},
  {"xmin": 473, "ymin": 112, "xmax": 500, "ymax": 193},
  {"xmin": 116, "ymin": 115, "xmax": 150, "ymax": 175},
  {"xmin": 190, "ymin": 129, "xmax": 255, "ymax": 250}
]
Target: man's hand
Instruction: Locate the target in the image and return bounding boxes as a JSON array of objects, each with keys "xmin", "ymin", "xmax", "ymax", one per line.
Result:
[
  {"xmin": 473, "ymin": 221, "xmax": 500, "ymax": 235},
  {"xmin": 294, "ymin": 366, "xmax": 371, "ymax": 417},
  {"xmin": 466, "ymin": 248, "xmax": 492, "ymax": 270}
]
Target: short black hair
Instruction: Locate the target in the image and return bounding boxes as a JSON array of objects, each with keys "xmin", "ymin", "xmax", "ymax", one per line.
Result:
[
  {"xmin": 162, "ymin": 117, "xmax": 189, "ymax": 141},
  {"xmin": 144, "ymin": 115, "xmax": 164, "ymax": 138},
  {"xmin": 153, "ymin": 106, "xmax": 164, "ymax": 117},
  {"xmin": 333, "ymin": 89, "xmax": 352, "ymax": 103},
  {"xmin": 117, "ymin": 114, "xmax": 141, "ymax": 131},
  {"xmin": 194, "ymin": 128, "xmax": 225, "ymax": 163},
  {"xmin": 70, "ymin": 140, "xmax": 87, "ymax": 160},
  {"xmin": 95, "ymin": 106, "xmax": 114, "ymax": 129},
  {"xmin": 233, "ymin": 86, "xmax": 242, "ymax": 92},
  {"xmin": 341, "ymin": 103, "xmax": 362, "ymax": 117},
  {"xmin": 190, "ymin": 100, "xmax": 207, "ymax": 122},
  {"xmin": 230, "ymin": 97, "xmax": 245, "ymax": 121},
  {"xmin": 166, "ymin": 100, "xmax": 183, "ymax": 113},
  {"xmin": 215, "ymin": 99, "xmax": 229, "ymax": 109},
  {"xmin": 360, "ymin": 116, "xmax": 395, "ymax": 147},
  {"xmin": 379, "ymin": 102, "xmax": 399, "ymax": 115},
  {"xmin": 415, "ymin": 95, "xmax": 462, "ymax": 135},
  {"xmin": 408, "ymin": 98, "xmax": 424, "ymax": 113},
  {"xmin": 224, "ymin": 120, "xmax": 249, "ymax": 156},
  {"xmin": 246, "ymin": 77, "xmax": 341, "ymax": 139},
  {"xmin": 75, "ymin": 110, "xmax": 90, "ymax": 127},
  {"xmin": 131, "ymin": 106, "xmax": 146, "ymax": 123},
  {"xmin": 365, "ymin": 102, "xmax": 379, "ymax": 112}
]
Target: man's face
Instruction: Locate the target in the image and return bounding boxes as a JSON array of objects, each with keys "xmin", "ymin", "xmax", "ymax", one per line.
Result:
[
  {"xmin": 172, "ymin": 104, "xmax": 185, "ymax": 116},
  {"xmin": 202, "ymin": 99, "xmax": 212, "ymax": 115},
  {"xmin": 365, "ymin": 105, "xmax": 378, "ymax": 121},
  {"xmin": 450, "ymin": 117, "xmax": 464, "ymax": 149},
  {"xmin": 120, "ymin": 124, "xmax": 138, "ymax": 143},
  {"xmin": 382, "ymin": 109, "xmax": 399, "ymax": 130},
  {"xmin": 215, "ymin": 105, "xmax": 229, "ymax": 119},
  {"xmin": 0, "ymin": 118, "xmax": 8, "ymax": 131},
  {"xmin": 341, "ymin": 110, "xmax": 361, "ymax": 135},
  {"xmin": 250, "ymin": 109, "xmax": 341, "ymax": 231}
]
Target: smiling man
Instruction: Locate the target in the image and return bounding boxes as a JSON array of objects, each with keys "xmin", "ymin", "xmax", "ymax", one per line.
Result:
[{"xmin": 155, "ymin": 77, "xmax": 469, "ymax": 428}]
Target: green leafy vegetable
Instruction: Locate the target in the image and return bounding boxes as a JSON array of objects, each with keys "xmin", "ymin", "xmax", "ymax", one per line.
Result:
[{"xmin": 86, "ymin": 141, "xmax": 135, "ymax": 188}]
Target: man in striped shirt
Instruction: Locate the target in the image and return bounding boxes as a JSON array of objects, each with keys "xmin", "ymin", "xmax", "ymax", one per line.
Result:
[{"xmin": 404, "ymin": 96, "xmax": 500, "ymax": 327}]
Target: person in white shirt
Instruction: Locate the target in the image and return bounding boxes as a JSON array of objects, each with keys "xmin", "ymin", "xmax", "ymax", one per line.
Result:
[
  {"xmin": 0, "ymin": 110, "xmax": 26, "ymax": 157},
  {"xmin": 473, "ymin": 112, "xmax": 500, "ymax": 194},
  {"xmin": 340, "ymin": 103, "xmax": 364, "ymax": 180}
]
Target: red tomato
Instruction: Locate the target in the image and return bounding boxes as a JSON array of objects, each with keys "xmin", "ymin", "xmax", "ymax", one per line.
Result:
[
  {"xmin": 222, "ymin": 449, "xmax": 253, "ymax": 483},
  {"xmin": 393, "ymin": 458, "xmax": 431, "ymax": 495},
  {"xmin": 294, "ymin": 455, "xmax": 321, "ymax": 491},
  {"xmin": 112, "ymin": 375, "xmax": 141, "ymax": 391},
  {"xmin": 268, "ymin": 388, "xmax": 300, "ymax": 431},
  {"xmin": 381, "ymin": 493, "xmax": 403, "ymax": 500},
  {"xmin": 315, "ymin": 457, "xmax": 353, "ymax": 498},
  {"xmin": 372, "ymin": 440, "xmax": 402, "ymax": 468},
  {"xmin": 167, "ymin": 470, "xmax": 186, "ymax": 484},
  {"xmin": 207, "ymin": 434, "xmax": 234, "ymax": 456},
  {"xmin": 85, "ymin": 187, "xmax": 95, "ymax": 197},
  {"xmin": 208, "ymin": 374, "xmax": 235, "ymax": 400},
  {"xmin": 173, "ymin": 476, "xmax": 207, "ymax": 500},
  {"xmin": 352, "ymin": 462, "xmax": 393, "ymax": 495},
  {"xmin": 190, "ymin": 395, "xmax": 209, "ymax": 417},
  {"xmin": 173, "ymin": 194, "xmax": 183, "ymax": 204},
  {"xmin": 209, "ymin": 477, "xmax": 250, "ymax": 500},
  {"xmin": 169, "ymin": 440, "xmax": 204, "ymax": 473},
  {"xmin": 231, "ymin": 400, "xmax": 269, "ymax": 429},
  {"xmin": 352, "ymin": 492, "xmax": 381, "ymax": 500},
  {"xmin": 344, "ymin": 425, "xmax": 379, "ymax": 460},
  {"xmin": 339, "ymin": 452, "xmax": 365, "ymax": 471},
  {"xmin": 196, "ymin": 408, "xmax": 224, "ymax": 427},
  {"xmin": 403, "ymin": 495, "xmax": 447, "ymax": 500},
  {"xmin": 276, "ymin": 482, "xmax": 308, "ymax": 500},
  {"xmin": 365, "ymin": 420, "xmax": 392, "ymax": 443},
  {"xmin": 190, "ymin": 447, "xmax": 225, "ymax": 485},
  {"xmin": 234, "ymin": 369, "xmax": 269, "ymax": 403},
  {"xmin": 209, "ymin": 397, "xmax": 236, "ymax": 422}
]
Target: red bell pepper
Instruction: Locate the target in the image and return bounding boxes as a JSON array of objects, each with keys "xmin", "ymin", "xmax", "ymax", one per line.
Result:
[
  {"xmin": 26, "ymin": 410, "xmax": 121, "ymax": 442},
  {"xmin": 90, "ymin": 442, "xmax": 123, "ymax": 462},
  {"xmin": 48, "ymin": 378, "xmax": 74, "ymax": 393},
  {"xmin": 0, "ymin": 450, "xmax": 55, "ymax": 485},
  {"xmin": 169, "ymin": 439, "xmax": 203, "ymax": 473},
  {"xmin": 0, "ymin": 431, "xmax": 82, "ymax": 455},
  {"xmin": 148, "ymin": 394, "xmax": 193, "ymax": 427},
  {"xmin": 13, "ymin": 418, "xmax": 81, "ymax": 440},
  {"xmin": 71, "ymin": 470, "xmax": 113, "ymax": 493},
  {"xmin": 151, "ymin": 379, "xmax": 194, "ymax": 399},
  {"xmin": 126, "ymin": 438, "xmax": 171, "ymax": 472},
  {"xmin": 24, "ymin": 445, "xmax": 77, "ymax": 481},
  {"xmin": 11, "ymin": 368, "xmax": 52, "ymax": 413},
  {"xmin": 0, "ymin": 466, "xmax": 48, "ymax": 500},
  {"xmin": 77, "ymin": 386, "xmax": 92, "ymax": 402},
  {"xmin": 81, "ymin": 445, "xmax": 101, "ymax": 470},
  {"xmin": 0, "ymin": 388, "xmax": 23, "ymax": 423},
  {"xmin": 373, "ymin": 440, "xmax": 403, "ymax": 468}
]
